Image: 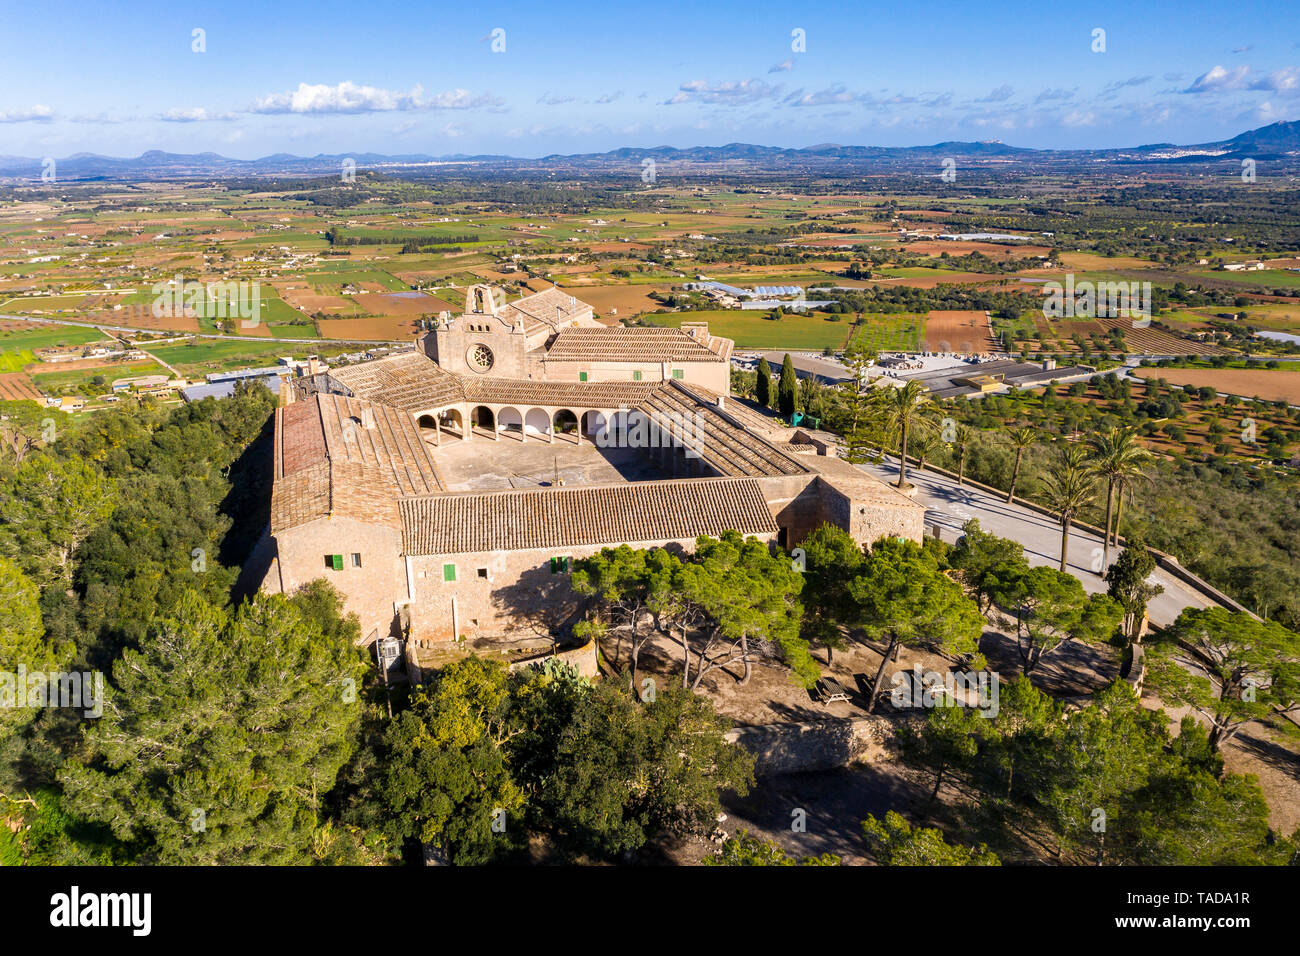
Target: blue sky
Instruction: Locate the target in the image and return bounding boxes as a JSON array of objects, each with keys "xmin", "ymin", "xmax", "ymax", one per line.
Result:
[{"xmin": 0, "ymin": 0, "xmax": 1296, "ymax": 158}]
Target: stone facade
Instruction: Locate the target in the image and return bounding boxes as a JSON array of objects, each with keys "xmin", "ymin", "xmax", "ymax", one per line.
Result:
[
  {"xmin": 403, "ymin": 531, "xmax": 778, "ymax": 643},
  {"xmin": 260, "ymin": 297, "xmax": 927, "ymax": 653},
  {"xmin": 268, "ymin": 515, "xmax": 406, "ymax": 641}
]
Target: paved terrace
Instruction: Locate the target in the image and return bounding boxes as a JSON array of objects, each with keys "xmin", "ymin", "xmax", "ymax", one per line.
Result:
[{"xmin": 855, "ymin": 457, "xmax": 1215, "ymax": 628}]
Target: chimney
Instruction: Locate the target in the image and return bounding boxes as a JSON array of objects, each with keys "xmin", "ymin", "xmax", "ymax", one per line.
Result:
[
  {"xmin": 716, "ymin": 395, "xmax": 725, "ymax": 410},
  {"xmin": 360, "ymin": 406, "xmax": 375, "ymax": 430}
]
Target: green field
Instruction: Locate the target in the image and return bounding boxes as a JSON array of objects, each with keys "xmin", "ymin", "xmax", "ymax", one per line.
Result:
[
  {"xmin": 33, "ymin": 362, "xmax": 165, "ymax": 393},
  {"xmin": 643, "ymin": 309, "xmax": 855, "ymax": 350},
  {"xmin": 0, "ymin": 348, "xmax": 36, "ymax": 372},
  {"xmin": 849, "ymin": 314, "xmax": 927, "ymax": 353},
  {"xmin": 0, "ymin": 324, "xmax": 109, "ymax": 351},
  {"xmin": 0, "ymin": 294, "xmax": 100, "ymax": 313}
]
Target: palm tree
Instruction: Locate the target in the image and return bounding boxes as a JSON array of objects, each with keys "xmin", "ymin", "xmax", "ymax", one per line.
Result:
[
  {"xmin": 1004, "ymin": 425, "xmax": 1038, "ymax": 503},
  {"xmin": 1041, "ymin": 442, "xmax": 1098, "ymax": 573},
  {"xmin": 950, "ymin": 424, "xmax": 974, "ymax": 485},
  {"xmin": 911, "ymin": 431, "xmax": 938, "ymax": 473},
  {"xmin": 877, "ymin": 380, "xmax": 932, "ymax": 489},
  {"xmin": 1110, "ymin": 464, "xmax": 1154, "ymax": 554},
  {"xmin": 1087, "ymin": 426, "xmax": 1154, "ymax": 568}
]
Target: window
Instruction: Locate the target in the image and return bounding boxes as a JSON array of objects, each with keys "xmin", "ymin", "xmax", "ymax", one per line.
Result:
[
  {"xmin": 578, "ymin": 372, "xmax": 588, "ymax": 382},
  {"xmin": 632, "ymin": 370, "xmax": 642, "ymax": 381},
  {"xmin": 550, "ymin": 556, "xmax": 571, "ymax": 574},
  {"xmin": 350, "ymin": 553, "xmax": 362, "ymax": 568},
  {"xmin": 326, "ymin": 554, "xmax": 343, "ymax": 571},
  {"xmin": 672, "ymin": 368, "xmax": 684, "ymax": 380},
  {"xmin": 477, "ymin": 567, "xmax": 489, "ymax": 579},
  {"xmin": 442, "ymin": 563, "xmax": 457, "ymax": 582}
]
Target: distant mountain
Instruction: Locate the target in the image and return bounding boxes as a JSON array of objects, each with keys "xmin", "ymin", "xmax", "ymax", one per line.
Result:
[
  {"xmin": 1210, "ymin": 120, "xmax": 1300, "ymax": 156},
  {"xmin": 2, "ymin": 122, "xmax": 1297, "ymax": 182}
]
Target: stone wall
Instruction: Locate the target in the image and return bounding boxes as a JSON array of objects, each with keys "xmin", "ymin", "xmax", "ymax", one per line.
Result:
[
  {"xmin": 724, "ymin": 715, "xmax": 904, "ymax": 776},
  {"xmin": 265, "ymin": 515, "xmax": 406, "ymax": 643},
  {"xmin": 758, "ymin": 473, "xmax": 823, "ymax": 548},
  {"xmin": 406, "ymin": 531, "xmax": 778, "ymax": 642},
  {"xmin": 810, "ymin": 476, "xmax": 926, "ymax": 547},
  {"xmin": 425, "ymin": 325, "xmax": 532, "ymax": 379},
  {"xmin": 542, "ymin": 357, "xmax": 730, "ymax": 393}
]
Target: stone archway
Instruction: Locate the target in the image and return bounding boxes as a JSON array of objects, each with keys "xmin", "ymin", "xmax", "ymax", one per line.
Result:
[
  {"xmin": 582, "ymin": 410, "xmax": 608, "ymax": 443},
  {"xmin": 470, "ymin": 405, "xmax": 496, "ymax": 435},
  {"xmin": 553, "ymin": 408, "xmax": 579, "ymax": 441},
  {"xmin": 439, "ymin": 408, "xmax": 464, "ymax": 437},
  {"xmin": 497, "ymin": 406, "xmax": 523, "ymax": 437},
  {"xmin": 524, "ymin": 407, "xmax": 551, "ymax": 439}
]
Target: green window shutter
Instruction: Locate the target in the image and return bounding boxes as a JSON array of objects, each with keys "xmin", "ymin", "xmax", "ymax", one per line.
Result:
[
  {"xmin": 672, "ymin": 368, "xmax": 684, "ymax": 380},
  {"xmin": 550, "ymin": 556, "xmax": 571, "ymax": 574},
  {"xmin": 330, "ymin": 554, "xmax": 343, "ymax": 571},
  {"xmin": 443, "ymin": 563, "xmax": 456, "ymax": 582},
  {"xmin": 579, "ymin": 372, "xmax": 588, "ymax": 382},
  {"xmin": 632, "ymin": 370, "xmax": 642, "ymax": 381}
]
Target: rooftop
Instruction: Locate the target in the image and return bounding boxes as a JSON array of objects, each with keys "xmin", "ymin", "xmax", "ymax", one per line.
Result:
[
  {"xmin": 545, "ymin": 326, "xmax": 727, "ymax": 363},
  {"xmin": 399, "ymin": 476, "xmax": 779, "ymax": 555}
]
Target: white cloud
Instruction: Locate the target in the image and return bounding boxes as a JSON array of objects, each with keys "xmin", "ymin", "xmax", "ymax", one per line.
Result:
[
  {"xmin": 1250, "ymin": 67, "xmax": 1300, "ymax": 93},
  {"xmin": 159, "ymin": 107, "xmax": 233, "ymax": 123},
  {"xmin": 785, "ymin": 84, "xmax": 858, "ymax": 107},
  {"xmin": 1034, "ymin": 87, "xmax": 1075, "ymax": 103},
  {"xmin": 1184, "ymin": 65, "xmax": 1250, "ymax": 93},
  {"xmin": 768, "ymin": 58, "xmax": 794, "ymax": 73},
  {"xmin": 251, "ymin": 81, "xmax": 501, "ymax": 114},
  {"xmin": 666, "ymin": 78, "xmax": 780, "ymax": 105},
  {"xmin": 0, "ymin": 105, "xmax": 52, "ymax": 123}
]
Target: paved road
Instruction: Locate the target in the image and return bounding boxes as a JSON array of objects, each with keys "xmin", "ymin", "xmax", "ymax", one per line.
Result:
[{"xmin": 856, "ymin": 457, "xmax": 1214, "ymax": 627}]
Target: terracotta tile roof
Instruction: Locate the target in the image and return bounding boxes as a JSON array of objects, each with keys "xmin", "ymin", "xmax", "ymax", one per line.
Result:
[
  {"xmin": 460, "ymin": 377, "xmax": 660, "ymax": 408},
  {"xmin": 544, "ymin": 326, "xmax": 725, "ymax": 363},
  {"xmin": 634, "ymin": 382, "xmax": 809, "ymax": 478},
  {"xmin": 802, "ymin": 454, "xmax": 928, "ymax": 509},
  {"xmin": 270, "ymin": 393, "xmax": 444, "ymax": 533},
  {"xmin": 270, "ymin": 460, "xmax": 332, "ymax": 533},
  {"xmin": 328, "ymin": 351, "xmax": 465, "ymax": 410},
  {"xmin": 498, "ymin": 287, "xmax": 592, "ymax": 335},
  {"xmin": 399, "ymin": 477, "xmax": 778, "ymax": 555}
]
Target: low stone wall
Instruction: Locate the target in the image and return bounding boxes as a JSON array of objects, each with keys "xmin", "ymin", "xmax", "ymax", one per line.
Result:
[
  {"xmin": 724, "ymin": 715, "xmax": 903, "ymax": 776},
  {"xmin": 505, "ymin": 637, "xmax": 600, "ymax": 679}
]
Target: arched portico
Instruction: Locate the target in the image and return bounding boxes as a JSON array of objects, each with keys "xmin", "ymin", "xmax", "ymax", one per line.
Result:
[
  {"xmin": 497, "ymin": 406, "xmax": 523, "ymax": 439},
  {"xmin": 581, "ymin": 410, "xmax": 607, "ymax": 444},
  {"xmin": 470, "ymin": 405, "xmax": 497, "ymax": 440},
  {"xmin": 552, "ymin": 408, "xmax": 579, "ymax": 443},
  {"xmin": 524, "ymin": 407, "xmax": 552, "ymax": 441}
]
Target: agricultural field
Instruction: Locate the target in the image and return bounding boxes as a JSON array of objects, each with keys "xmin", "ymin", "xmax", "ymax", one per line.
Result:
[
  {"xmin": 644, "ymin": 309, "xmax": 855, "ymax": 351},
  {"xmin": 924, "ymin": 310, "xmax": 996, "ymax": 353},
  {"xmin": 0, "ymin": 372, "xmax": 40, "ymax": 400},
  {"xmin": 1, "ymin": 171, "xmax": 1297, "ymax": 406},
  {"xmin": 849, "ymin": 314, "xmax": 927, "ymax": 354},
  {"xmin": 1133, "ymin": 366, "xmax": 1300, "ymax": 406}
]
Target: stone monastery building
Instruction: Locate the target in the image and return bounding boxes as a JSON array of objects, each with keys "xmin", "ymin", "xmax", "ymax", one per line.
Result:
[{"xmin": 259, "ymin": 285, "xmax": 923, "ymax": 648}]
